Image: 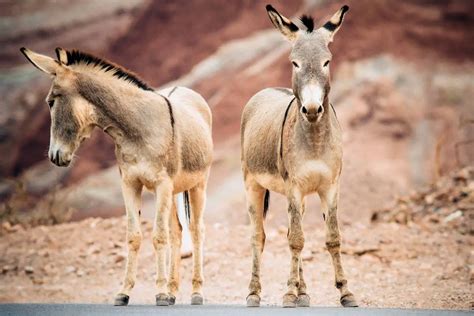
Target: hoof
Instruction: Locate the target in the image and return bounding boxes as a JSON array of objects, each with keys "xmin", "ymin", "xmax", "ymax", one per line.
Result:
[
  {"xmin": 282, "ymin": 293, "xmax": 297, "ymax": 308},
  {"xmin": 156, "ymin": 293, "xmax": 169, "ymax": 306},
  {"xmin": 168, "ymin": 295, "xmax": 176, "ymax": 305},
  {"xmin": 114, "ymin": 293, "xmax": 129, "ymax": 306},
  {"xmin": 246, "ymin": 294, "xmax": 260, "ymax": 307},
  {"xmin": 340, "ymin": 293, "xmax": 358, "ymax": 307},
  {"xmin": 191, "ymin": 293, "xmax": 203, "ymax": 305},
  {"xmin": 297, "ymin": 293, "xmax": 310, "ymax": 307}
]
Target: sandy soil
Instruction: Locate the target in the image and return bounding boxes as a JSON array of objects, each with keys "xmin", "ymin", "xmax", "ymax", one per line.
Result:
[{"xmin": 0, "ymin": 213, "xmax": 471, "ymax": 309}]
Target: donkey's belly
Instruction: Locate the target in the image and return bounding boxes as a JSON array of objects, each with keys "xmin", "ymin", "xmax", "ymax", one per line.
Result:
[
  {"xmin": 172, "ymin": 170, "xmax": 206, "ymax": 194},
  {"xmin": 254, "ymin": 173, "xmax": 286, "ymax": 194}
]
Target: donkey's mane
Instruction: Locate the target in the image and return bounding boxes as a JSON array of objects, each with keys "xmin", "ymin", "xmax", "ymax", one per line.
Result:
[
  {"xmin": 299, "ymin": 15, "xmax": 314, "ymax": 33},
  {"xmin": 62, "ymin": 49, "xmax": 154, "ymax": 91}
]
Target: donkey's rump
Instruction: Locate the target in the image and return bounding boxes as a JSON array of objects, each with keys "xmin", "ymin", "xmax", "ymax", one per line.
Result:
[
  {"xmin": 158, "ymin": 87, "xmax": 213, "ymax": 174},
  {"xmin": 241, "ymin": 87, "xmax": 294, "ymax": 175}
]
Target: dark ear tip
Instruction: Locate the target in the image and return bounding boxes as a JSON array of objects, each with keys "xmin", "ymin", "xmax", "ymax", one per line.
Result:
[
  {"xmin": 342, "ymin": 5, "xmax": 349, "ymax": 13},
  {"xmin": 20, "ymin": 47, "xmax": 27, "ymax": 53},
  {"xmin": 266, "ymin": 4, "xmax": 275, "ymax": 12},
  {"xmin": 55, "ymin": 47, "xmax": 62, "ymax": 61}
]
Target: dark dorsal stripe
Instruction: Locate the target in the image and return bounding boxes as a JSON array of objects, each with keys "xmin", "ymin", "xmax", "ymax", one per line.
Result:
[
  {"xmin": 162, "ymin": 96, "xmax": 175, "ymax": 132},
  {"xmin": 62, "ymin": 50, "xmax": 154, "ymax": 91},
  {"xmin": 323, "ymin": 5, "xmax": 349, "ymax": 32},
  {"xmin": 300, "ymin": 15, "xmax": 314, "ymax": 32},
  {"xmin": 162, "ymin": 95, "xmax": 177, "ymax": 176},
  {"xmin": 167, "ymin": 86, "xmax": 178, "ymax": 98},
  {"xmin": 279, "ymin": 97, "xmax": 296, "ymax": 179}
]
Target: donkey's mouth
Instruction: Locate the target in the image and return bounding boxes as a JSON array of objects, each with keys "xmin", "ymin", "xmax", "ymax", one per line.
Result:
[
  {"xmin": 56, "ymin": 160, "xmax": 71, "ymax": 167},
  {"xmin": 49, "ymin": 150, "xmax": 72, "ymax": 167},
  {"xmin": 51, "ymin": 158, "xmax": 71, "ymax": 167}
]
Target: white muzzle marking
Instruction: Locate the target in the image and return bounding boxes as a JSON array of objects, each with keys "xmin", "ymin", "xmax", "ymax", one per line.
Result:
[{"xmin": 301, "ymin": 84, "xmax": 324, "ymax": 109}]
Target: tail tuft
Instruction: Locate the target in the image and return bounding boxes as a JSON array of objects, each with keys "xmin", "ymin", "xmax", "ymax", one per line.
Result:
[
  {"xmin": 183, "ymin": 190, "xmax": 191, "ymax": 224},
  {"xmin": 263, "ymin": 189, "xmax": 270, "ymax": 219}
]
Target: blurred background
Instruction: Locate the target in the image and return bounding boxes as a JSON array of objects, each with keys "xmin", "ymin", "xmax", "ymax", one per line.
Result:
[{"xmin": 0, "ymin": 0, "xmax": 473, "ymax": 309}]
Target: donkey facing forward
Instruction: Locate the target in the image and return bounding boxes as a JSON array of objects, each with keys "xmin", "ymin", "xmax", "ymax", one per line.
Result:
[
  {"xmin": 20, "ymin": 48, "xmax": 212, "ymax": 306},
  {"xmin": 241, "ymin": 5, "xmax": 357, "ymax": 308}
]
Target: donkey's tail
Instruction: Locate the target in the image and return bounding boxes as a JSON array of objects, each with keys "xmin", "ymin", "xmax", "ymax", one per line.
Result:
[
  {"xmin": 183, "ymin": 190, "xmax": 191, "ymax": 224},
  {"xmin": 263, "ymin": 189, "xmax": 270, "ymax": 219},
  {"xmin": 176, "ymin": 192, "xmax": 192, "ymax": 258}
]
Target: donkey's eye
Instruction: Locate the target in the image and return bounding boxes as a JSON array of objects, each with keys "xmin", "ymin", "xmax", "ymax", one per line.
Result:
[
  {"xmin": 292, "ymin": 61, "xmax": 300, "ymax": 68},
  {"xmin": 47, "ymin": 100, "xmax": 55, "ymax": 108},
  {"xmin": 323, "ymin": 60, "xmax": 330, "ymax": 67}
]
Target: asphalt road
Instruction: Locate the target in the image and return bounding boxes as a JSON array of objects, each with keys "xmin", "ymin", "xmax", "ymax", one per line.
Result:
[{"xmin": 0, "ymin": 304, "xmax": 470, "ymax": 316}]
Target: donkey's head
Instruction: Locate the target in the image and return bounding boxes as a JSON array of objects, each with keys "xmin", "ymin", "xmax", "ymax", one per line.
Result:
[
  {"xmin": 20, "ymin": 48, "xmax": 95, "ymax": 167},
  {"xmin": 266, "ymin": 5, "xmax": 348, "ymax": 123}
]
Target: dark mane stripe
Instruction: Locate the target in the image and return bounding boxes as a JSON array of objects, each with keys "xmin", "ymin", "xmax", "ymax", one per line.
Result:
[
  {"xmin": 300, "ymin": 15, "xmax": 314, "ymax": 32},
  {"xmin": 64, "ymin": 50, "xmax": 154, "ymax": 91}
]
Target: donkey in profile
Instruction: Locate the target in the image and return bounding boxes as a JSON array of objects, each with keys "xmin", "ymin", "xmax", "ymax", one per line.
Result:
[
  {"xmin": 241, "ymin": 5, "xmax": 357, "ymax": 308},
  {"xmin": 20, "ymin": 48, "xmax": 212, "ymax": 306}
]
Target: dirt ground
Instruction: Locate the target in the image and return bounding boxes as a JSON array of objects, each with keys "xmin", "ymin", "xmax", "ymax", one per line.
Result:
[{"xmin": 0, "ymin": 211, "xmax": 471, "ymax": 309}]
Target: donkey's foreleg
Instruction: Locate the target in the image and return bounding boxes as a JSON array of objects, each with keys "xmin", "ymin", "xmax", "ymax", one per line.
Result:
[
  {"xmin": 114, "ymin": 181, "xmax": 143, "ymax": 306},
  {"xmin": 245, "ymin": 179, "xmax": 266, "ymax": 307},
  {"xmin": 320, "ymin": 183, "xmax": 358, "ymax": 308},
  {"xmin": 283, "ymin": 192, "xmax": 305, "ymax": 308},
  {"xmin": 167, "ymin": 198, "xmax": 182, "ymax": 305},
  {"xmin": 296, "ymin": 200, "xmax": 310, "ymax": 307},
  {"xmin": 188, "ymin": 181, "xmax": 207, "ymax": 305},
  {"xmin": 152, "ymin": 179, "xmax": 173, "ymax": 306}
]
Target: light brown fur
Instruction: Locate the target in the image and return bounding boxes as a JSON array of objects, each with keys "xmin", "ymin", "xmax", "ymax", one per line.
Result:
[
  {"xmin": 241, "ymin": 5, "xmax": 357, "ymax": 308},
  {"xmin": 20, "ymin": 47, "xmax": 212, "ymax": 306}
]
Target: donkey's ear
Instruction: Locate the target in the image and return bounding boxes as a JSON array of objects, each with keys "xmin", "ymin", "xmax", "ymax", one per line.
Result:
[
  {"xmin": 20, "ymin": 47, "xmax": 60, "ymax": 75},
  {"xmin": 55, "ymin": 47, "xmax": 69, "ymax": 65},
  {"xmin": 266, "ymin": 4, "xmax": 299, "ymax": 42},
  {"xmin": 321, "ymin": 5, "xmax": 349, "ymax": 43}
]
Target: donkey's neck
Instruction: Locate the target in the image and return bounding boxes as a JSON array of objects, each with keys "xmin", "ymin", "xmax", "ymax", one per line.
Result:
[
  {"xmin": 294, "ymin": 101, "xmax": 332, "ymax": 152},
  {"xmin": 76, "ymin": 73, "xmax": 169, "ymax": 146}
]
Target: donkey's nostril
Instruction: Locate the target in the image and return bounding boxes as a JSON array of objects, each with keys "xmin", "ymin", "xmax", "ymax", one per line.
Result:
[
  {"xmin": 301, "ymin": 106, "xmax": 308, "ymax": 114},
  {"xmin": 51, "ymin": 150, "xmax": 61, "ymax": 165},
  {"xmin": 317, "ymin": 106, "xmax": 323, "ymax": 114}
]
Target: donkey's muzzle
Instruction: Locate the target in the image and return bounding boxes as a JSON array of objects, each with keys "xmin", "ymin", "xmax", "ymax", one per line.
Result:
[
  {"xmin": 301, "ymin": 104, "xmax": 324, "ymax": 123},
  {"xmin": 49, "ymin": 149, "xmax": 70, "ymax": 167}
]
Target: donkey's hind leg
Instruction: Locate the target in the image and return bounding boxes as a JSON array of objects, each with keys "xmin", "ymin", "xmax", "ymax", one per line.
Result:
[
  {"xmin": 114, "ymin": 180, "xmax": 143, "ymax": 306},
  {"xmin": 188, "ymin": 180, "xmax": 207, "ymax": 305},
  {"xmin": 152, "ymin": 179, "xmax": 173, "ymax": 306},
  {"xmin": 320, "ymin": 183, "xmax": 358, "ymax": 308},
  {"xmin": 167, "ymin": 197, "xmax": 182, "ymax": 305},
  {"xmin": 244, "ymin": 177, "xmax": 266, "ymax": 307}
]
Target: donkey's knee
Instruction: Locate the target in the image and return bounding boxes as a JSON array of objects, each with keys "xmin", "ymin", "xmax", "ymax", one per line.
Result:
[
  {"xmin": 288, "ymin": 229, "xmax": 304, "ymax": 252},
  {"xmin": 325, "ymin": 240, "xmax": 340, "ymax": 251},
  {"xmin": 127, "ymin": 231, "xmax": 142, "ymax": 251},
  {"xmin": 152, "ymin": 231, "xmax": 168, "ymax": 251}
]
